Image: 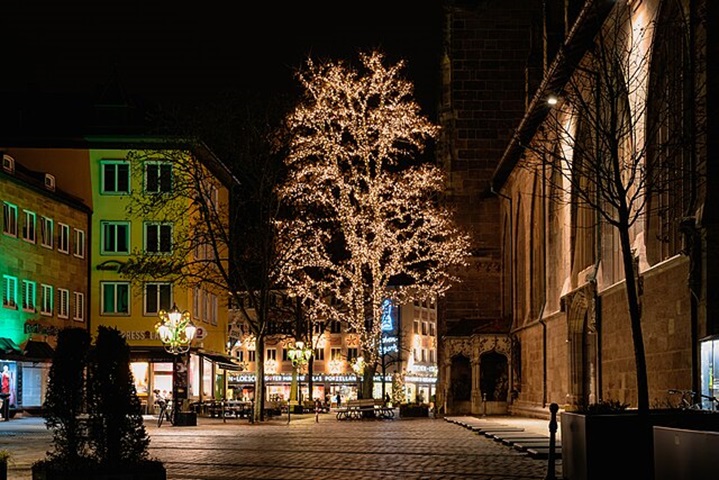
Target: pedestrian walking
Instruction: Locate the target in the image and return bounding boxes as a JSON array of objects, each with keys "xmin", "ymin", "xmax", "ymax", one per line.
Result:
[
  {"xmin": 314, "ymin": 398, "xmax": 322, "ymax": 423},
  {"xmin": 335, "ymin": 393, "xmax": 341, "ymax": 407}
]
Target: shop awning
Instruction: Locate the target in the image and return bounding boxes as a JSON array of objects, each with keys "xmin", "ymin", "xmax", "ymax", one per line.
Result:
[
  {"xmin": 198, "ymin": 351, "xmax": 242, "ymax": 371},
  {"xmin": 22, "ymin": 340, "xmax": 55, "ymax": 361},
  {"xmin": 0, "ymin": 337, "xmax": 23, "ymax": 359}
]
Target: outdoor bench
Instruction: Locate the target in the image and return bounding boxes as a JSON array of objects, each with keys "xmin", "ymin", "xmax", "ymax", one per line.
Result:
[{"xmin": 336, "ymin": 398, "xmax": 394, "ymax": 420}]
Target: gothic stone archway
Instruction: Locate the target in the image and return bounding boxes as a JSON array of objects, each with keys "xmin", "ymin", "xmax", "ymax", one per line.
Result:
[{"xmin": 441, "ymin": 335, "xmax": 511, "ymax": 415}]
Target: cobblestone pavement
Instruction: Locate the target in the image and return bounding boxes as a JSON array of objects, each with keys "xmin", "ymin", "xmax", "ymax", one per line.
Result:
[{"xmin": 1, "ymin": 413, "xmax": 562, "ymax": 480}]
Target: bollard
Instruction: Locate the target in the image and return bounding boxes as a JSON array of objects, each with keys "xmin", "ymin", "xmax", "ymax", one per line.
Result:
[{"xmin": 545, "ymin": 402, "xmax": 558, "ymax": 480}]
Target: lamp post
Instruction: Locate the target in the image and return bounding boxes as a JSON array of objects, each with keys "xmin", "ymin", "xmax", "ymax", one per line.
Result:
[
  {"xmin": 287, "ymin": 340, "xmax": 312, "ymax": 423},
  {"xmin": 155, "ymin": 303, "xmax": 197, "ymax": 425}
]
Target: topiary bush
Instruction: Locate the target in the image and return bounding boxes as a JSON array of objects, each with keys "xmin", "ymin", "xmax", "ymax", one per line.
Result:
[
  {"xmin": 33, "ymin": 326, "xmax": 165, "ymax": 479},
  {"xmin": 40, "ymin": 327, "xmax": 92, "ymax": 467},
  {"xmin": 86, "ymin": 326, "xmax": 152, "ymax": 466}
]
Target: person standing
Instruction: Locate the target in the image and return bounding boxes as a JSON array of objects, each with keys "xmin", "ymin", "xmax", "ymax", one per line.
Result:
[
  {"xmin": 335, "ymin": 393, "xmax": 341, "ymax": 408},
  {"xmin": 0, "ymin": 365, "xmax": 11, "ymax": 421}
]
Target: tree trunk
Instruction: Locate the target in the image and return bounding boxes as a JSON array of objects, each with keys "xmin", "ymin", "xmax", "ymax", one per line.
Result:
[
  {"xmin": 362, "ymin": 363, "xmax": 376, "ymax": 400},
  {"xmin": 618, "ymin": 220, "xmax": 649, "ymax": 413},
  {"xmin": 253, "ymin": 335, "xmax": 265, "ymax": 423}
]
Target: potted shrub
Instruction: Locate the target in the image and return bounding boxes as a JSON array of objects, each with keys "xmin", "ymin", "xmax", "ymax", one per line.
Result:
[
  {"xmin": 0, "ymin": 449, "xmax": 11, "ymax": 480},
  {"xmin": 33, "ymin": 327, "xmax": 166, "ymax": 480}
]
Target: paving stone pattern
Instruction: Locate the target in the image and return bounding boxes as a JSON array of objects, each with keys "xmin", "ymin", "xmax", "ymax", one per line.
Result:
[{"xmin": 1, "ymin": 414, "xmax": 561, "ymax": 479}]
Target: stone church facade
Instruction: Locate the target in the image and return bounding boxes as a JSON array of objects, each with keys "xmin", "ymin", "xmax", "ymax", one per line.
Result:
[{"xmin": 436, "ymin": 0, "xmax": 718, "ymax": 418}]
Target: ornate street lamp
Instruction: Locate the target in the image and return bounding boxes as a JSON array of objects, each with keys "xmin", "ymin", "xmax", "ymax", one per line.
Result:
[
  {"xmin": 287, "ymin": 340, "xmax": 313, "ymax": 423},
  {"xmin": 155, "ymin": 303, "xmax": 197, "ymax": 425},
  {"xmin": 155, "ymin": 304, "xmax": 197, "ymax": 355}
]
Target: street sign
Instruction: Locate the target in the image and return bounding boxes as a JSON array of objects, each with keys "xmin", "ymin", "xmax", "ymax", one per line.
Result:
[{"xmin": 195, "ymin": 326, "xmax": 207, "ymax": 340}]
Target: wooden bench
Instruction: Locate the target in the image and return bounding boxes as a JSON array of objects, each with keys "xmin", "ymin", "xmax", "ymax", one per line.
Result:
[{"xmin": 336, "ymin": 398, "xmax": 394, "ymax": 420}]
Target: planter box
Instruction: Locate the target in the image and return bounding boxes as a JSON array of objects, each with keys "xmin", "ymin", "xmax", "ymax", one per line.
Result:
[
  {"xmin": 561, "ymin": 410, "xmax": 719, "ymax": 480},
  {"xmin": 32, "ymin": 460, "xmax": 166, "ymax": 480},
  {"xmin": 399, "ymin": 404, "xmax": 429, "ymax": 417},
  {"xmin": 173, "ymin": 412, "xmax": 197, "ymax": 426},
  {"xmin": 654, "ymin": 426, "xmax": 719, "ymax": 479}
]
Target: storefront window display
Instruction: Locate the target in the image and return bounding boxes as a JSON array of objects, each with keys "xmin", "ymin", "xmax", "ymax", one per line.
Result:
[
  {"xmin": 21, "ymin": 363, "xmax": 50, "ymax": 408},
  {"xmin": 1, "ymin": 362, "xmax": 17, "ymax": 408},
  {"xmin": 700, "ymin": 336, "xmax": 719, "ymax": 409},
  {"xmin": 189, "ymin": 354, "xmax": 200, "ymax": 399},
  {"xmin": 130, "ymin": 362, "xmax": 149, "ymax": 396},
  {"xmin": 202, "ymin": 357, "xmax": 212, "ymax": 400},
  {"xmin": 153, "ymin": 362, "xmax": 173, "ymax": 395}
]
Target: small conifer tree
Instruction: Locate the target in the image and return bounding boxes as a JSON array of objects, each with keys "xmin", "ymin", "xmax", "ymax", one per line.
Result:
[
  {"xmin": 42, "ymin": 327, "xmax": 92, "ymax": 465},
  {"xmin": 86, "ymin": 326, "xmax": 150, "ymax": 466}
]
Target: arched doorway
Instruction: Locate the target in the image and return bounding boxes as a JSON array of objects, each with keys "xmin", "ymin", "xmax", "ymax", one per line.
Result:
[
  {"xmin": 480, "ymin": 351, "xmax": 509, "ymax": 401},
  {"xmin": 449, "ymin": 355, "xmax": 472, "ymax": 414}
]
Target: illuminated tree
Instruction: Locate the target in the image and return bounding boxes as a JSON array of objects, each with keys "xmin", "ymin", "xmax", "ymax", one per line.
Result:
[{"xmin": 276, "ymin": 50, "xmax": 471, "ymax": 398}]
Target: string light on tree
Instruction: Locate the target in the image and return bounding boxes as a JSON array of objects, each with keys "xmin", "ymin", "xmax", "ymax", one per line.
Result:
[{"xmin": 277, "ymin": 50, "xmax": 471, "ymax": 398}]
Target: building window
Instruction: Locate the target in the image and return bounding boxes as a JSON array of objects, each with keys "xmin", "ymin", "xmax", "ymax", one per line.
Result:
[
  {"xmin": 414, "ymin": 320, "xmax": 419, "ymax": 334},
  {"xmin": 73, "ymin": 292, "xmax": 85, "ymax": 322},
  {"xmin": 282, "ymin": 348, "xmax": 289, "ymax": 361},
  {"xmin": 330, "ymin": 348, "xmax": 342, "ymax": 361},
  {"xmin": 236, "ymin": 350, "xmax": 244, "ymax": 362},
  {"xmin": 40, "ymin": 216, "xmax": 53, "ymax": 248},
  {"xmin": 421, "ymin": 349, "xmax": 427, "ymax": 362},
  {"xmin": 22, "ymin": 210, "xmax": 36, "ymax": 243},
  {"xmin": 58, "ymin": 223, "xmax": 70, "ymax": 254},
  {"xmin": 101, "ymin": 221, "xmax": 130, "ymax": 254},
  {"xmin": 414, "ymin": 348, "xmax": 419, "ymax": 362},
  {"xmin": 208, "ymin": 292, "xmax": 218, "ymax": 326},
  {"xmin": 248, "ymin": 350, "xmax": 256, "ymax": 362},
  {"xmin": 144, "ymin": 223, "xmax": 172, "ymax": 254},
  {"xmin": 429, "ymin": 322, "xmax": 436, "ymax": 336},
  {"xmin": 313, "ymin": 322, "xmax": 325, "ymax": 334},
  {"xmin": 422, "ymin": 322, "xmax": 428, "ymax": 336},
  {"xmin": 2, "ymin": 275, "xmax": 17, "ymax": 308},
  {"xmin": 21, "ymin": 280, "xmax": 36, "ymax": 312},
  {"xmin": 346, "ymin": 347, "xmax": 358, "ymax": 362},
  {"xmin": 102, "ymin": 282, "xmax": 130, "ymax": 314},
  {"xmin": 3, "ymin": 202, "xmax": 18, "ymax": 237},
  {"xmin": 101, "ymin": 161, "xmax": 130, "ymax": 194},
  {"xmin": 73, "ymin": 229, "xmax": 85, "ymax": 258},
  {"xmin": 314, "ymin": 348, "xmax": 324, "ymax": 361},
  {"xmin": 429, "ymin": 349, "xmax": 436, "ymax": 363},
  {"xmin": 144, "ymin": 282, "xmax": 171, "ymax": 315},
  {"xmin": 40, "ymin": 284, "xmax": 53, "ymax": 315},
  {"xmin": 266, "ymin": 348, "xmax": 277, "ymax": 361},
  {"xmin": 58, "ymin": 288, "xmax": 69, "ymax": 319},
  {"xmin": 330, "ymin": 320, "xmax": 342, "ymax": 333},
  {"xmin": 192, "ymin": 287, "xmax": 202, "ymax": 319},
  {"xmin": 145, "ymin": 161, "xmax": 173, "ymax": 193}
]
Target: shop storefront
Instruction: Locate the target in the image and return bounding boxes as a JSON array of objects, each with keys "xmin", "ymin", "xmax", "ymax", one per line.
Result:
[
  {"xmin": 228, "ymin": 373, "xmax": 361, "ymax": 405},
  {"xmin": 1, "ymin": 338, "xmax": 55, "ymax": 418}
]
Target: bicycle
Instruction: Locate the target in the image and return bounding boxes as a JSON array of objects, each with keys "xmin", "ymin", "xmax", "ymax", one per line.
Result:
[
  {"xmin": 157, "ymin": 400, "xmax": 173, "ymax": 427},
  {"xmin": 667, "ymin": 389, "xmax": 719, "ymax": 411}
]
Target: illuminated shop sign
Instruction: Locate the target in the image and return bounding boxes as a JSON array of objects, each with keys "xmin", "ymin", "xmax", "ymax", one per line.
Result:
[
  {"xmin": 120, "ymin": 330, "xmax": 163, "ymax": 341},
  {"xmin": 404, "ymin": 375, "xmax": 437, "ymax": 384},
  {"xmin": 24, "ymin": 321, "xmax": 58, "ymax": 337},
  {"xmin": 228, "ymin": 373, "xmax": 361, "ymax": 384},
  {"xmin": 380, "ymin": 298, "xmax": 399, "ymax": 355},
  {"xmin": 381, "ymin": 299, "xmax": 395, "ymax": 332}
]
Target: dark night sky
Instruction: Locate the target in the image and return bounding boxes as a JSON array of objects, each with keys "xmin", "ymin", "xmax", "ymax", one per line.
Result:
[{"xmin": 2, "ymin": 1, "xmax": 444, "ymax": 117}]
